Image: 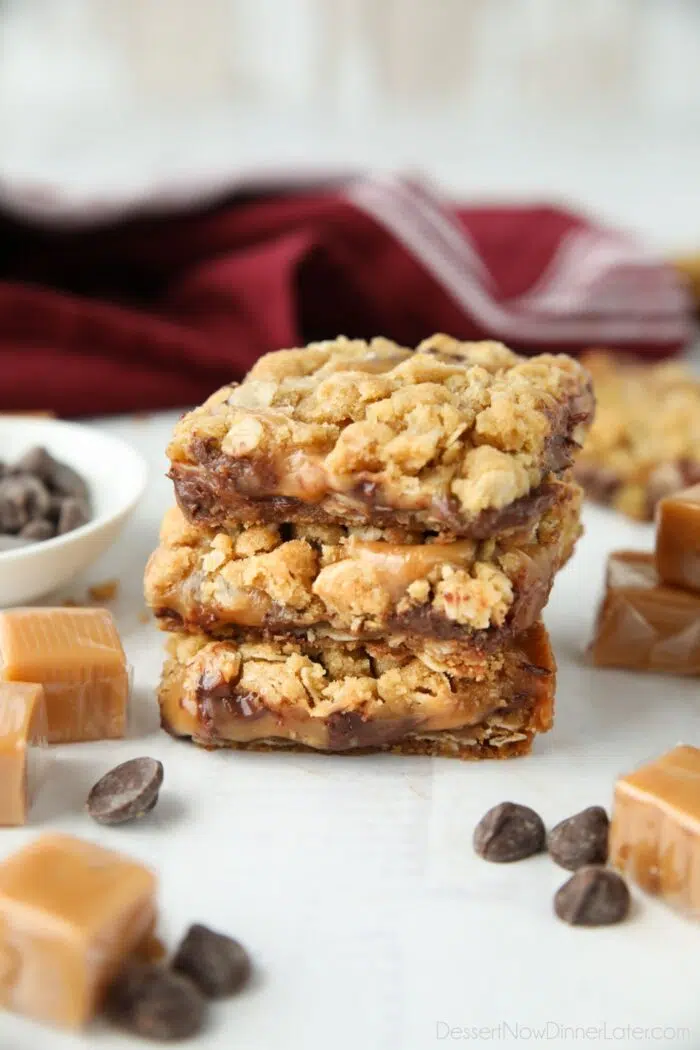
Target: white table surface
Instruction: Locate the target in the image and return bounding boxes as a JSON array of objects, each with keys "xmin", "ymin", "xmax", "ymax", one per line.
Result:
[{"xmin": 2, "ymin": 411, "xmax": 699, "ymax": 1050}]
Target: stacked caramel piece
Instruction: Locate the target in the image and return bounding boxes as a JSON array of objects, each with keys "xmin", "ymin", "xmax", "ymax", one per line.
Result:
[
  {"xmin": 145, "ymin": 336, "xmax": 593, "ymax": 759},
  {"xmin": 592, "ymin": 484, "xmax": 700, "ymax": 674}
]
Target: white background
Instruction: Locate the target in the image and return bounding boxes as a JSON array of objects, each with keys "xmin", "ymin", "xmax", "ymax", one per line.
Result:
[{"xmin": 0, "ymin": 0, "xmax": 699, "ymax": 247}]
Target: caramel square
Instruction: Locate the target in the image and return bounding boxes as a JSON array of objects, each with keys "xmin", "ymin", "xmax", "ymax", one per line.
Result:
[
  {"xmin": 590, "ymin": 551, "xmax": 700, "ymax": 675},
  {"xmin": 0, "ymin": 608, "xmax": 128, "ymax": 743},
  {"xmin": 656, "ymin": 484, "xmax": 700, "ymax": 593},
  {"xmin": 610, "ymin": 746, "xmax": 700, "ymax": 917},
  {"xmin": 0, "ymin": 682, "xmax": 47, "ymax": 825},
  {"xmin": 0, "ymin": 834, "xmax": 157, "ymax": 1028}
]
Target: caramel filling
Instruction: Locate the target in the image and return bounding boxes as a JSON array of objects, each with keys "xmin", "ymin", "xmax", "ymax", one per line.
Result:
[
  {"xmin": 347, "ymin": 539, "xmax": 476, "ymax": 600},
  {"xmin": 159, "ymin": 676, "xmax": 517, "ymax": 752},
  {"xmin": 210, "ymin": 586, "xmax": 272, "ymax": 628},
  {"xmin": 159, "ymin": 625, "xmax": 554, "ymax": 753},
  {"xmin": 275, "ymin": 450, "xmax": 329, "ymax": 503}
]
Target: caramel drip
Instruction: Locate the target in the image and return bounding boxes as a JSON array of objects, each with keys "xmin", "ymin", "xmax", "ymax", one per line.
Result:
[
  {"xmin": 349, "ymin": 539, "xmax": 475, "ymax": 599},
  {"xmin": 215, "ymin": 586, "xmax": 272, "ymax": 628}
]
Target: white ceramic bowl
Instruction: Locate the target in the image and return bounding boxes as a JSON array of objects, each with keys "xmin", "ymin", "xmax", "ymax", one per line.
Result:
[{"xmin": 0, "ymin": 418, "xmax": 148, "ymax": 606}]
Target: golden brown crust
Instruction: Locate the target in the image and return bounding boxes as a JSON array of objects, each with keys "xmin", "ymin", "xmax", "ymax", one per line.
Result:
[
  {"xmin": 145, "ymin": 480, "xmax": 582, "ymax": 645},
  {"xmin": 576, "ymin": 350, "xmax": 700, "ymax": 520},
  {"xmin": 157, "ymin": 622, "xmax": 555, "ymax": 755},
  {"xmin": 168, "ymin": 336, "xmax": 593, "ymax": 535}
]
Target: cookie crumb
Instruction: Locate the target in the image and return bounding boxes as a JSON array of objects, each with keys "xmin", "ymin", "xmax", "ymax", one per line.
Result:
[{"xmin": 88, "ymin": 580, "xmax": 119, "ymax": 602}]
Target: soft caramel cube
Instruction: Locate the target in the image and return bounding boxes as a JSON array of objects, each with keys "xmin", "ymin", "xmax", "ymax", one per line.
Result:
[
  {"xmin": 656, "ymin": 484, "xmax": 700, "ymax": 593},
  {"xmin": 0, "ymin": 609, "xmax": 128, "ymax": 743},
  {"xmin": 610, "ymin": 746, "xmax": 700, "ymax": 917},
  {"xmin": 0, "ymin": 682, "xmax": 47, "ymax": 825},
  {"xmin": 590, "ymin": 551, "xmax": 700, "ymax": 675},
  {"xmin": 0, "ymin": 834, "xmax": 157, "ymax": 1028}
]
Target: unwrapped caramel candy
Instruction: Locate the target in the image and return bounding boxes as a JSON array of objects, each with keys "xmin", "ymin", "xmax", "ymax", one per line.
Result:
[
  {"xmin": 0, "ymin": 608, "xmax": 128, "ymax": 743},
  {"xmin": 610, "ymin": 746, "xmax": 700, "ymax": 917},
  {"xmin": 590, "ymin": 551, "xmax": 700, "ymax": 675},
  {"xmin": 0, "ymin": 833, "xmax": 157, "ymax": 1028},
  {"xmin": 0, "ymin": 682, "xmax": 47, "ymax": 825},
  {"xmin": 656, "ymin": 484, "xmax": 700, "ymax": 593}
]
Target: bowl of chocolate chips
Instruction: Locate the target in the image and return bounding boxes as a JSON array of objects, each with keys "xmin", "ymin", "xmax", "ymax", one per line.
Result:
[{"xmin": 0, "ymin": 418, "xmax": 147, "ymax": 605}]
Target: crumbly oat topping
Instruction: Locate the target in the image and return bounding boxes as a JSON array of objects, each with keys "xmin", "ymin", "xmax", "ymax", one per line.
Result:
[
  {"xmin": 167, "ymin": 628, "xmax": 542, "ymax": 723},
  {"xmin": 145, "ymin": 480, "xmax": 581, "ymax": 637},
  {"xmin": 159, "ymin": 621, "xmax": 555, "ymax": 757},
  {"xmin": 577, "ymin": 351, "xmax": 700, "ymax": 520},
  {"xmin": 168, "ymin": 336, "xmax": 592, "ymax": 526}
]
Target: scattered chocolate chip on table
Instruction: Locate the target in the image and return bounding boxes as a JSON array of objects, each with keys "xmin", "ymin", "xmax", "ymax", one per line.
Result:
[
  {"xmin": 105, "ymin": 962, "xmax": 207, "ymax": 1042},
  {"xmin": 473, "ymin": 802, "xmax": 546, "ymax": 862},
  {"xmin": 554, "ymin": 867, "xmax": 631, "ymax": 927},
  {"xmin": 172, "ymin": 924, "xmax": 251, "ymax": 999},
  {"xmin": 548, "ymin": 806, "xmax": 610, "ymax": 871},
  {"xmin": 87, "ymin": 757, "xmax": 164, "ymax": 826}
]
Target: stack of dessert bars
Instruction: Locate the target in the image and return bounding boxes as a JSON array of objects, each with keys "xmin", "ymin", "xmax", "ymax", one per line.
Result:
[{"xmin": 145, "ymin": 335, "xmax": 593, "ymax": 760}]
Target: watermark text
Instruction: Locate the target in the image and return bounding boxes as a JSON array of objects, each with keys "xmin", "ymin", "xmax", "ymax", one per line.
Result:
[{"xmin": 435, "ymin": 1021, "xmax": 690, "ymax": 1042}]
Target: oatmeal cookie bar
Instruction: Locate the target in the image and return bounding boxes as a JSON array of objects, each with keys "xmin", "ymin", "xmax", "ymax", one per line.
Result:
[
  {"xmin": 145, "ymin": 479, "xmax": 581, "ymax": 648},
  {"xmin": 158, "ymin": 622, "xmax": 555, "ymax": 759},
  {"xmin": 575, "ymin": 351, "xmax": 700, "ymax": 520},
  {"xmin": 168, "ymin": 336, "xmax": 593, "ymax": 536}
]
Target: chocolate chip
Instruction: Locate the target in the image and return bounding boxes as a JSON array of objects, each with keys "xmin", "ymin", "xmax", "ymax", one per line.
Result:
[
  {"xmin": 554, "ymin": 867, "xmax": 631, "ymax": 926},
  {"xmin": 0, "ymin": 494, "xmax": 23, "ymax": 532},
  {"xmin": 172, "ymin": 924, "xmax": 251, "ymax": 998},
  {"xmin": 0, "ymin": 448, "xmax": 91, "ymax": 544},
  {"xmin": 13, "ymin": 445, "xmax": 89, "ymax": 500},
  {"xmin": 47, "ymin": 494, "xmax": 64, "ymax": 523},
  {"xmin": 51, "ymin": 460, "xmax": 90, "ymax": 502},
  {"xmin": 19, "ymin": 519, "xmax": 55, "ymax": 541},
  {"xmin": 57, "ymin": 497, "xmax": 90, "ymax": 535},
  {"xmin": 548, "ymin": 806, "xmax": 609, "ymax": 871},
  {"xmin": 87, "ymin": 757, "xmax": 164, "ymax": 825},
  {"xmin": 12, "ymin": 446, "xmax": 58, "ymax": 483},
  {"xmin": 473, "ymin": 801, "xmax": 546, "ymax": 862},
  {"xmin": 0, "ymin": 475, "xmax": 50, "ymax": 532},
  {"xmin": 105, "ymin": 962, "xmax": 206, "ymax": 1041}
]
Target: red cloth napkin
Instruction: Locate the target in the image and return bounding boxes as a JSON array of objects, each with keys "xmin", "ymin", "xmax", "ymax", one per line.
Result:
[{"xmin": 0, "ymin": 174, "xmax": 693, "ymax": 416}]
